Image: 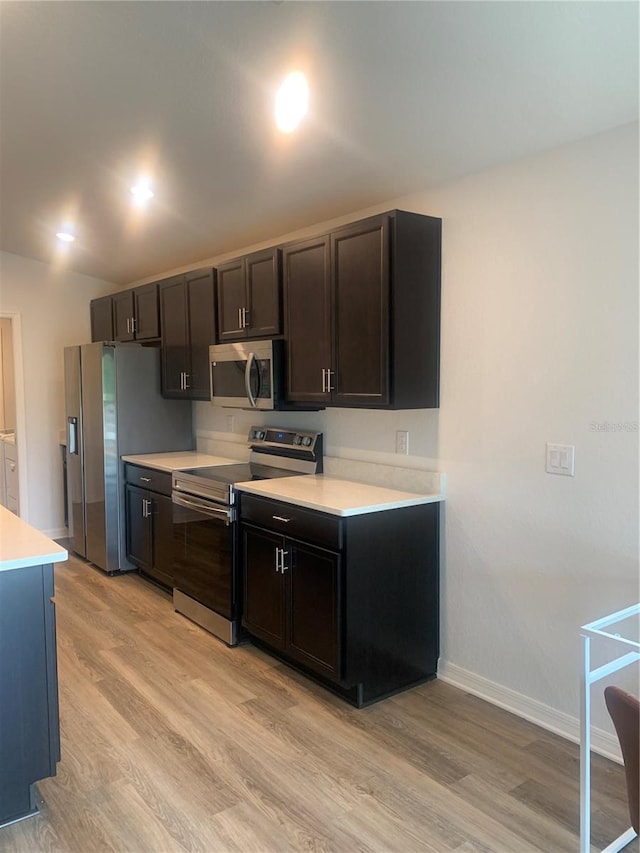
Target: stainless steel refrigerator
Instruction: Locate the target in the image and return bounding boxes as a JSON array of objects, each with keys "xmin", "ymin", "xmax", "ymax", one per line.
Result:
[{"xmin": 64, "ymin": 342, "xmax": 193, "ymax": 574}]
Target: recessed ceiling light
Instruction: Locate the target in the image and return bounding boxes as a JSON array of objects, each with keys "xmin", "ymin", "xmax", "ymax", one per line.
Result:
[
  {"xmin": 56, "ymin": 231, "xmax": 75, "ymax": 243},
  {"xmin": 130, "ymin": 181, "xmax": 154, "ymax": 206},
  {"xmin": 275, "ymin": 71, "xmax": 308, "ymax": 133}
]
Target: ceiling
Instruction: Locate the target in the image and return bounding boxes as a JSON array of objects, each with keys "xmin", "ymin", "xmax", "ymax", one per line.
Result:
[{"xmin": 0, "ymin": 1, "xmax": 637, "ymax": 286}]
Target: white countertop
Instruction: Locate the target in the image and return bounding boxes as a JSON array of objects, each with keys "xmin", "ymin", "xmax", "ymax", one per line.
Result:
[
  {"xmin": 121, "ymin": 451, "xmax": 237, "ymax": 472},
  {"xmin": 0, "ymin": 506, "xmax": 68, "ymax": 572},
  {"xmin": 236, "ymin": 474, "xmax": 444, "ymax": 517}
]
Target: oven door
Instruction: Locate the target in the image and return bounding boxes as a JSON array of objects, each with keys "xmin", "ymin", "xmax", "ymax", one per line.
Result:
[{"xmin": 172, "ymin": 493, "xmax": 236, "ymax": 620}]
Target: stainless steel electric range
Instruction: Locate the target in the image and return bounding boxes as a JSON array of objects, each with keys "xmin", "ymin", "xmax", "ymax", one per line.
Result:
[{"xmin": 171, "ymin": 426, "xmax": 323, "ymax": 644}]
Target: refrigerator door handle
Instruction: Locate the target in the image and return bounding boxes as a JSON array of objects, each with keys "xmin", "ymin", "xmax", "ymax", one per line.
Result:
[{"xmin": 67, "ymin": 417, "xmax": 79, "ymax": 455}]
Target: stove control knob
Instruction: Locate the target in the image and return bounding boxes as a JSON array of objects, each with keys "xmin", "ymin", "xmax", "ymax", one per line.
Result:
[
  {"xmin": 293, "ymin": 435, "xmax": 301, "ymax": 445},
  {"xmin": 302, "ymin": 436, "xmax": 312, "ymax": 447}
]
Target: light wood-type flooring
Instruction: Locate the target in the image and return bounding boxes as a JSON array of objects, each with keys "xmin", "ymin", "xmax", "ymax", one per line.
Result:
[{"xmin": 1, "ymin": 552, "xmax": 637, "ymax": 853}]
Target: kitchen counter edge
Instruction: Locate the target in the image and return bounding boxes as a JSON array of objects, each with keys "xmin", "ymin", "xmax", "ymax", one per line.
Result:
[
  {"xmin": 236, "ymin": 475, "xmax": 444, "ymax": 517},
  {"xmin": 0, "ymin": 506, "xmax": 68, "ymax": 572},
  {"xmin": 121, "ymin": 451, "xmax": 238, "ymax": 473}
]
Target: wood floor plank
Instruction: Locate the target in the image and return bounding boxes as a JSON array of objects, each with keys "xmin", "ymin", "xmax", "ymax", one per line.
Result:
[
  {"xmin": 0, "ymin": 553, "xmax": 635, "ymax": 853},
  {"xmin": 451, "ymin": 773, "xmax": 577, "ymax": 853}
]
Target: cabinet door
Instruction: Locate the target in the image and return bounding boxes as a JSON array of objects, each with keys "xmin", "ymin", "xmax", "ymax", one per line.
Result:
[
  {"xmin": 246, "ymin": 248, "xmax": 281, "ymax": 339},
  {"xmin": 112, "ymin": 290, "xmax": 135, "ymax": 342},
  {"xmin": 134, "ymin": 282, "xmax": 160, "ymax": 340},
  {"xmin": 332, "ymin": 216, "xmax": 390, "ymax": 406},
  {"xmin": 242, "ymin": 525, "xmax": 286, "ymax": 650},
  {"xmin": 90, "ymin": 295, "xmax": 113, "ymax": 342},
  {"xmin": 126, "ymin": 485, "xmax": 151, "ymax": 569},
  {"xmin": 149, "ymin": 492, "xmax": 174, "ymax": 588},
  {"xmin": 185, "ymin": 268, "xmax": 215, "ymax": 400},
  {"xmin": 287, "ymin": 542, "xmax": 341, "ymax": 680},
  {"xmin": 159, "ymin": 276, "xmax": 188, "ymax": 398},
  {"xmin": 0, "ymin": 564, "xmax": 59, "ymax": 825},
  {"xmin": 283, "ymin": 236, "xmax": 332, "ymax": 404},
  {"xmin": 216, "ymin": 258, "xmax": 246, "ymax": 342}
]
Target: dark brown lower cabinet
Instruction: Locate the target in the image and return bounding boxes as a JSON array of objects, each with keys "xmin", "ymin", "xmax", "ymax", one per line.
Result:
[
  {"xmin": 0, "ymin": 563, "xmax": 60, "ymax": 827},
  {"xmin": 240, "ymin": 494, "xmax": 439, "ymax": 706},
  {"xmin": 242, "ymin": 525, "xmax": 341, "ymax": 680},
  {"xmin": 125, "ymin": 466, "xmax": 174, "ymax": 588}
]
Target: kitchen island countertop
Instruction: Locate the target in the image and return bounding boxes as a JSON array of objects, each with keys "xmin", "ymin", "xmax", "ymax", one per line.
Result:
[
  {"xmin": 0, "ymin": 506, "xmax": 68, "ymax": 572},
  {"xmin": 236, "ymin": 474, "xmax": 444, "ymax": 517},
  {"xmin": 121, "ymin": 451, "xmax": 237, "ymax": 472}
]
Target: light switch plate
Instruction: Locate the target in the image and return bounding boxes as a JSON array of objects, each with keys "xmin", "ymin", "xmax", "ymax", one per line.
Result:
[{"xmin": 546, "ymin": 443, "xmax": 575, "ymax": 476}]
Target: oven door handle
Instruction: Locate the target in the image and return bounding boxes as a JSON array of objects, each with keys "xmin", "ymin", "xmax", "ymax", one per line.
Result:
[
  {"xmin": 172, "ymin": 493, "xmax": 232, "ymax": 525},
  {"xmin": 244, "ymin": 352, "xmax": 258, "ymax": 409}
]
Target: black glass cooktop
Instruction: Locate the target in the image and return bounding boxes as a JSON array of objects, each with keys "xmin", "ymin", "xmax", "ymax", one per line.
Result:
[{"xmin": 179, "ymin": 462, "xmax": 300, "ymax": 485}]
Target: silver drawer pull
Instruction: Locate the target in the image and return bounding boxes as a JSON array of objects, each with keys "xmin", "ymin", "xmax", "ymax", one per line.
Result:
[
  {"xmin": 272, "ymin": 515, "xmax": 291, "ymax": 523},
  {"xmin": 139, "ymin": 476, "xmax": 151, "ymax": 483}
]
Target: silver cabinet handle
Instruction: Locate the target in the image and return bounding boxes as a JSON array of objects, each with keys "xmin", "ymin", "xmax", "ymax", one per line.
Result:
[
  {"xmin": 272, "ymin": 515, "xmax": 291, "ymax": 523},
  {"xmin": 238, "ymin": 308, "xmax": 243, "ymax": 330},
  {"xmin": 242, "ymin": 307, "xmax": 249, "ymax": 328},
  {"xmin": 183, "ymin": 373, "xmax": 190, "ymax": 389},
  {"xmin": 179, "ymin": 372, "xmax": 183, "ymax": 390},
  {"xmin": 321, "ymin": 368, "xmax": 334, "ymax": 393},
  {"xmin": 131, "ymin": 316, "xmax": 137, "ymax": 334},
  {"xmin": 326, "ymin": 369, "xmax": 335, "ymax": 392},
  {"xmin": 139, "ymin": 476, "xmax": 151, "ymax": 483},
  {"xmin": 280, "ymin": 549, "xmax": 289, "ymax": 572},
  {"xmin": 274, "ymin": 546, "xmax": 280, "ymax": 574},
  {"xmin": 142, "ymin": 498, "xmax": 150, "ymax": 518}
]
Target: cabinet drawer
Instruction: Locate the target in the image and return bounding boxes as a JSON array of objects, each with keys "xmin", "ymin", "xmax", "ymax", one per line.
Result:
[
  {"xmin": 124, "ymin": 464, "xmax": 172, "ymax": 496},
  {"xmin": 240, "ymin": 494, "xmax": 342, "ymax": 551}
]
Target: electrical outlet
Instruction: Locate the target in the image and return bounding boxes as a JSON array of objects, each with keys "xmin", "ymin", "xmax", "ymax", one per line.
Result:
[
  {"xmin": 396, "ymin": 430, "xmax": 409, "ymax": 455},
  {"xmin": 226, "ymin": 414, "xmax": 235, "ymax": 433}
]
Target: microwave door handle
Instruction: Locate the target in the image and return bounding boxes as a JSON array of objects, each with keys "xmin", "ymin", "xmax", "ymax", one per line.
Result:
[{"xmin": 245, "ymin": 352, "xmax": 258, "ymax": 408}]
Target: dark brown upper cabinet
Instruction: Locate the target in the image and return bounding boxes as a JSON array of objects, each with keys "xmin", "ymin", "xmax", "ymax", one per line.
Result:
[
  {"xmin": 216, "ymin": 248, "xmax": 281, "ymax": 342},
  {"xmin": 159, "ymin": 268, "xmax": 215, "ymax": 400},
  {"xmin": 282, "ymin": 236, "xmax": 332, "ymax": 407},
  {"xmin": 283, "ymin": 210, "xmax": 441, "ymax": 409},
  {"xmin": 91, "ymin": 283, "xmax": 160, "ymax": 342},
  {"xmin": 90, "ymin": 295, "xmax": 114, "ymax": 342},
  {"xmin": 113, "ymin": 282, "xmax": 160, "ymax": 341}
]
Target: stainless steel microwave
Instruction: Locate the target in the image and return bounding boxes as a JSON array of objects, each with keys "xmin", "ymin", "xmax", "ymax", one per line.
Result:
[{"xmin": 210, "ymin": 339, "xmax": 283, "ymax": 410}]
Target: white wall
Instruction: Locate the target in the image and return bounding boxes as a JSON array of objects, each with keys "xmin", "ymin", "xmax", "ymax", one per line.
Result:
[
  {"xmin": 0, "ymin": 251, "xmax": 116, "ymax": 532},
  {"xmin": 425, "ymin": 121, "xmax": 639, "ymax": 734},
  {"xmin": 195, "ymin": 122, "xmax": 639, "ymax": 733}
]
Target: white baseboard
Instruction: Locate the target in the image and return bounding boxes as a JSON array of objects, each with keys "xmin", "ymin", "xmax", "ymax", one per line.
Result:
[
  {"xmin": 437, "ymin": 660, "xmax": 621, "ymax": 763},
  {"xmin": 43, "ymin": 527, "xmax": 68, "ymax": 541}
]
